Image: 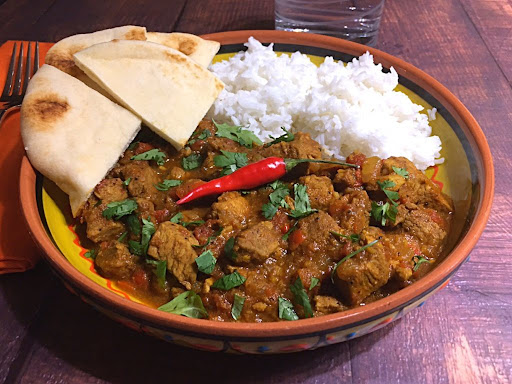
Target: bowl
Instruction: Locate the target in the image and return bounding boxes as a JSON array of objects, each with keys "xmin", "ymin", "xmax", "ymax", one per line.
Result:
[{"xmin": 19, "ymin": 30, "xmax": 494, "ymax": 354}]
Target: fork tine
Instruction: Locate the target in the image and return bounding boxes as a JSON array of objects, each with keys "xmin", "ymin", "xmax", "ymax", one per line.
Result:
[
  {"xmin": 34, "ymin": 42, "xmax": 39, "ymax": 73},
  {"xmin": 12, "ymin": 42, "xmax": 24, "ymax": 95},
  {"xmin": 1, "ymin": 43, "xmax": 17, "ymax": 98},
  {"xmin": 22, "ymin": 42, "xmax": 32, "ymax": 95}
]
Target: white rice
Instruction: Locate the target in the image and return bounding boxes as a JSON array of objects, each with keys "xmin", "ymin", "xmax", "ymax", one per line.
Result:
[{"xmin": 208, "ymin": 37, "xmax": 443, "ymax": 171}]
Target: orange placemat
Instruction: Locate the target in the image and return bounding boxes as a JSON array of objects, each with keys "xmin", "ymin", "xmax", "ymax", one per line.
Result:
[{"xmin": 0, "ymin": 41, "xmax": 53, "ymax": 273}]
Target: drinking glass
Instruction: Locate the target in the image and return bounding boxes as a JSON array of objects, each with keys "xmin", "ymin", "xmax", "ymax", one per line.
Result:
[{"xmin": 275, "ymin": 0, "xmax": 385, "ymax": 47}]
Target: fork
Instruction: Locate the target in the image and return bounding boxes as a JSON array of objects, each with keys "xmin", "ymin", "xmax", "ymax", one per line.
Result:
[{"xmin": 0, "ymin": 42, "xmax": 39, "ymax": 120}]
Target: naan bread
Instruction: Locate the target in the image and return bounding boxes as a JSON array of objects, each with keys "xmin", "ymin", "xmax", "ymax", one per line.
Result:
[
  {"xmin": 146, "ymin": 32, "xmax": 220, "ymax": 67},
  {"xmin": 73, "ymin": 40, "xmax": 224, "ymax": 150},
  {"xmin": 20, "ymin": 65, "xmax": 142, "ymax": 217},
  {"xmin": 45, "ymin": 25, "xmax": 146, "ymax": 92}
]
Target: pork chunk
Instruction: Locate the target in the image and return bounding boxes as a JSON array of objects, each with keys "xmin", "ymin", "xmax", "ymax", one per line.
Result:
[
  {"xmin": 333, "ymin": 230, "xmax": 391, "ymax": 305},
  {"xmin": 299, "ymin": 175, "xmax": 335, "ymax": 211},
  {"xmin": 402, "ymin": 208, "xmax": 448, "ymax": 256},
  {"xmin": 329, "ymin": 190, "xmax": 371, "ymax": 234},
  {"xmin": 95, "ymin": 241, "xmax": 137, "ymax": 279},
  {"xmin": 234, "ymin": 221, "xmax": 281, "ymax": 264},
  {"xmin": 121, "ymin": 161, "xmax": 160, "ymax": 200},
  {"xmin": 258, "ymin": 132, "xmax": 322, "ymax": 160},
  {"xmin": 147, "ymin": 222, "xmax": 199, "ymax": 290},
  {"xmin": 211, "ymin": 192, "xmax": 251, "ymax": 230},
  {"xmin": 83, "ymin": 204, "xmax": 125, "ymax": 243},
  {"xmin": 94, "ymin": 178, "xmax": 128, "ymax": 203},
  {"xmin": 294, "ymin": 211, "xmax": 341, "ymax": 260}
]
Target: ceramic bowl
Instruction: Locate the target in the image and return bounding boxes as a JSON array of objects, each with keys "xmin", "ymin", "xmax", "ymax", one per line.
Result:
[{"xmin": 19, "ymin": 30, "xmax": 494, "ymax": 354}]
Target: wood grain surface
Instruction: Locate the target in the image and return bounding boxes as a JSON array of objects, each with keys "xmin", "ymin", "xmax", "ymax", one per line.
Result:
[{"xmin": 0, "ymin": 0, "xmax": 510, "ymax": 383}]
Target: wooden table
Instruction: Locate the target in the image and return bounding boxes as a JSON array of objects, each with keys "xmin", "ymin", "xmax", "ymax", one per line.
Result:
[{"xmin": 0, "ymin": 0, "xmax": 510, "ymax": 383}]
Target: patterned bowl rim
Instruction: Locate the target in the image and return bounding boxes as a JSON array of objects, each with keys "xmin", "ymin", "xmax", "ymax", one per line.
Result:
[{"xmin": 19, "ymin": 30, "xmax": 494, "ymax": 340}]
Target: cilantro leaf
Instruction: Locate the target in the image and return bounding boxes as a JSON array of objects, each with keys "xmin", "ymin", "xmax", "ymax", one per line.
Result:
[
  {"xmin": 193, "ymin": 227, "xmax": 223, "ymax": 249},
  {"xmin": 195, "ymin": 250, "xmax": 217, "ymax": 274},
  {"xmin": 170, "ymin": 212, "xmax": 183, "ymax": 224},
  {"xmin": 278, "ymin": 297, "xmax": 299, "ymax": 321},
  {"xmin": 282, "ymin": 221, "xmax": 298, "ymax": 241},
  {"xmin": 155, "ymin": 179, "xmax": 182, "ymax": 191},
  {"xmin": 158, "ymin": 291, "xmax": 208, "ymax": 319},
  {"xmin": 224, "ymin": 237, "xmax": 237, "ymax": 260},
  {"xmin": 267, "ymin": 127, "xmax": 295, "ymax": 146},
  {"xmin": 371, "ymin": 201, "xmax": 398, "ymax": 226},
  {"xmin": 146, "ymin": 259, "xmax": 167, "ymax": 288},
  {"xmin": 290, "ymin": 184, "xmax": 317, "ymax": 219},
  {"xmin": 262, "ymin": 182, "xmax": 289, "ymax": 219},
  {"xmin": 126, "ymin": 214, "xmax": 141, "ymax": 236},
  {"xmin": 118, "ymin": 232, "xmax": 128, "ymax": 242},
  {"xmin": 182, "ymin": 153, "xmax": 202, "ymax": 170},
  {"xmin": 102, "ymin": 199, "xmax": 138, "ymax": 220},
  {"xmin": 392, "ymin": 166, "xmax": 409, "ymax": 179},
  {"xmin": 84, "ymin": 249, "xmax": 97, "ymax": 260},
  {"xmin": 309, "ymin": 277, "xmax": 320, "ymax": 291},
  {"xmin": 330, "ymin": 231, "xmax": 360, "ymax": 243},
  {"xmin": 413, "ymin": 255, "xmax": 431, "ymax": 271},
  {"xmin": 127, "ymin": 141, "xmax": 139, "ymax": 150},
  {"xmin": 377, "ymin": 180, "xmax": 400, "ymax": 203},
  {"xmin": 213, "ymin": 150, "xmax": 248, "ymax": 175},
  {"xmin": 123, "ymin": 178, "xmax": 131, "ymax": 187},
  {"xmin": 197, "ymin": 130, "xmax": 212, "ymax": 140},
  {"xmin": 231, "ymin": 294, "xmax": 245, "ymax": 321},
  {"xmin": 213, "ymin": 120, "xmax": 263, "ymax": 148},
  {"xmin": 290, "ymin": 277, "xmax": 313, "ymax": 318},
  {"xmin": 211, "ymin": 271, "xmax": 246, "ymax": 290},
  {"xmin": 262, "ymin": 203, "xmax": 278, "ymax": 220},
  {"xmin": 131, "ymin": 149, "xmax": 166, "ymax": 166},
  {"xmin": 129, "ymin": 217, "xmax": 155, "ymax": 256}
]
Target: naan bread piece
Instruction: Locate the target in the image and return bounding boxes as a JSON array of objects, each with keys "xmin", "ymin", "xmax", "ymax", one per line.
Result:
[
  {"xmin": 73, "ymin": 40, "xmax": 224, "ymax": 150},
  {"xmin": 20, "ymin": 65, "xmax": 141, "ymax": 217},
  {"xmin": 45, "ymin": 25, "xmax": 146, "ymax": 92},
  {"xmin": 146, "ymin": 32, "xmax": 220, "ymax": 67}
]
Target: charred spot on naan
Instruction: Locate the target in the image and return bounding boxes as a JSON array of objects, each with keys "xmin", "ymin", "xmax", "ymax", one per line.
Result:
[
  {"xmin": 178, "ymin": 38, "xmax": 198, "ymax": 55},
  {"xmin": 25, "ymin": 95, "xmax": 69, "ymax": 125},
  {"xmin": 122, "ymin": 29, "xmax": 146, "ymax": 41}
]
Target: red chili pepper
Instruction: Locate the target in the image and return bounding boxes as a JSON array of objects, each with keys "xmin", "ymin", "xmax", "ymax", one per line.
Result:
[{"xmin": 177, "ymin": 157, "xmax": 358, "ymax": 205}]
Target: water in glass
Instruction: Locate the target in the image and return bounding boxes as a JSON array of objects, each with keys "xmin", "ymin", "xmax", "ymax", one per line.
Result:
[{"xmin": 275, "ymin": 0, "xmax": 385, "ymax": 47}]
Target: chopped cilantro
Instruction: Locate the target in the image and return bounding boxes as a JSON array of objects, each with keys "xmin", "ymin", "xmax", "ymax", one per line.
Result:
[
  {"xmin": 392, "ymin": 166, "xmax": 409, "ymax": 179},
  {"xmin": 278, "ymin": 297, "xmax": 299, "ymax": 321},
  {"xmin": 231, "ymin": 294, "xmax": 246, "ymax": 321},
  {"xmin": 213, "ymin": 120, "xmax": 263, "ymax": 148},
  {"xmin": 262, "ymin": 203, "xmax": 278, "ymax": 220},
  {"xmin": 289, "ymin": 184, "xmax": 317, "ymax": 219},
  {"xmin": 290, "ymin": 277, "xmax": 313, "ymax": 318},
  {"xmin": 170, "ymin": 212, "xmax": 183, "ymax": 224},
  {"xmin": 262, "ymin": 181, "xmax": 289, "ymax": 219},
  {"xmin": 118, "ymin": 232, "xmax": 128, "ymax": 242},
  {"xmin": 213, "ymin": 150, "xmax": 248, "ymax": 175},
  {"xmin": 330, "ymin": 231, "xmax": 360, "ymax": 243},
  {"xmin": 126, "ymin": 214, "xmax": 141, "ymax": 236},
  {"xmin": 267, "ymin": 127, "xmax": 295, "ymax": 146},
  {"xmin": 102, "ymin": 199, "xmax": 138, "ymax": 220},
  {"xmin": 182, "ymin": 153, "xmax": 202, "ymax": 170},
  {"xmin": 224, "ymin": 237, "xmax": 237, "ymax": 260},
  {"xmin": 197, "ymin": 130, "xmax": 212, "ymax": 140},
  {"xmin": 123, "ymin": 178, "xmax": 131, "ymax": 187},
  {"xmin": 84, "ymin": 249, "xmax": 97, "ymax": 260},
  {"xmin": 211, "ymin": 271, "xmax": 246, "ymax": 290},
  {"xmin": 127, "ymin": 141, "xmax": 139, "ymax": 150},
  {"xmin": 193, "ymin": 227, "xmax": 223, "ymax": 249},
  {"xmin": 155, "ymin": 179, "xmax": 182, "ymax": 191},
  {"xmin": 129, "ymin": 217, "xmax": 155, "ymax": 256},
  {"xmin": 147, "ymin": 259, "xmax": 167, "ymax": 288},
  {"xmin": 282, "ymin": 221, "xmax": 298, "ymax": 241},
  {"xmin": 309, "ymin": 277, "xmax": 320, "ymax": 291},
  {"xmin": 377, "ymin": 180, "xmax": 400, "ymax": 204},
  {"xmin": 371, "ymin": 201, "xmax": 398, "ymax": 226},
  {"xmin": 413, "ymin": 255, "xmax": 431, "ymax": 271},
  {"xmin": 131, "ymin": 149, "xmax": 166, "ymax": 166},
  {"xmin": 158, "ymin": 291, "xmax": 208, "ymax": 319},
  {"xmin": 195, "ymin": 250, "xmax": 216, "ymax": 275},
  {"xmin": 94, "ymin": 199, "xmax": 102, "ymax": 207}
]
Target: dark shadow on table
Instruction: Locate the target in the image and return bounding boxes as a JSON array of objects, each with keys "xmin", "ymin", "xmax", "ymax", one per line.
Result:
[{"xmin": 1, "ymin": 264, "xmax": 396, "ymax": 383}]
